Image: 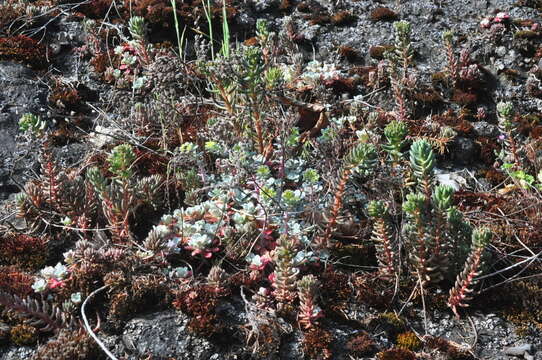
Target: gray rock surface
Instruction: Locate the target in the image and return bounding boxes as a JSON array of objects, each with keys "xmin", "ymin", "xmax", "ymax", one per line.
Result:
[
  {"xmin": 0, "ymin": 62, "xmax": 47, "ymax": 199},
  {"xmin": 473, "ymin": 121, "xmax": 500, "ymax": 138},
  {"xmin": 1, "ymin": 0, "xmax": 542, "ymax": 359},
  {"xmin": 0, "ymin": 345, "xmax": 35, "ymax": 360},
  {"xmin": 121, "ymin": 311, "xmax": 217, "ymax": 360},
  {"xmin": 452, "ymin": 136, "xmax": 480, "ymax": 165}
]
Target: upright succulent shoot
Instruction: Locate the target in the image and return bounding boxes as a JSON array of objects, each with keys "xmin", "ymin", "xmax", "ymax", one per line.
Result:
[
  {"xmin": 297, "ymin": 275, "xmax": 323, "ymax": 329},
  {"xmin": 273, "ymin": 235, "xmax": 298, "ymax": 304},
  {"xmin": 409, "ymin": 139, "xmax": 435, "ymax": 197},
  {"xmin": 128, "ymin": 16, "xmax": 146, "ymax": 41},
  {"xmin": 317, "ymin": 142, "xmax": 377, "ymax": 250},
  {"xmin": 383, "ymin": 120, "xmax": 408, "ymax": 164},
  {"xmin": 368, "ymin": 200, "xmax": 396, "ymax": 279},
  {"xmin": 447, "ymin": 227, "xmax": 491, "ymax": 318},
  {"xmin": 108, "ymin": 144, "xmax": 136, "ymax": 181},
  {"xmin": 496, "ymin": 101, "xmax": 521, "ymax": 167},
  {"xmin": 392, "ymin": 20, "xmax": 413, "ymax": 73}
]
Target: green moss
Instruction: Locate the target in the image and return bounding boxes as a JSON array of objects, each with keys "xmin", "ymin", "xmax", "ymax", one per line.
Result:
[
  {"xmin": 396, "ymin": 331, "xmax": 422, "ymax": 351},
  {"xmin": 10, "ymin": 324, "xmax": 37, "ymax": 346},
  {"xmin": 514, "ymin": 30, "xmax": 541, "ymax": 39},
  {"xmin": 432, "ymin": 71, "xmax": 448, "ymax": 86},
  {"xmin": 375, "ymin": 312, "xmax": 407, "ymax": 339}
]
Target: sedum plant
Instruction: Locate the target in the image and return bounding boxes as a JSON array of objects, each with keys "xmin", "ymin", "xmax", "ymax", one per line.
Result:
[
  {"xmin": 447, "ymin": 228, "xmax": 491, "ymax": 317},
  {"xmin": 317, "ymin": 141, "xmax": 377, "ymax": 250},
  {"xmin": 273, "ymin": 235, "xmax": 299, "ymax": 304},
  {"xmin": 387, "ymin": 20, "xmax": 413, "ymax": 77},
  {"xmin": 366, "ymin": 138, "xmax": 490, "ymax": 315},
  {"xmin": 382, "ymin": 120, "xmax": 408, "ymax": 164},
  {"xmin": 19, "ymin": 113, "xmax": 46, "ymax": 136},
  {"xmin": 297, "ymin": 274, "xmax": 322, "ymax": 329},
  {"xmin": 402, "ymin": 140, "xmax": 472, "ymax": 285},
  {"xmin": 87, "ymin": 144, "xmax": 162, "ymax": 241},
  {"xmin": 16, "ymin": 148, "xmax": 98, "ymax": 233},
  {"xmin": 495, "ymin": 102, "xmax": 542, "ymax": 191},
  {"xmin": 198, "ymin": 19, "xmax": 282, "ymax": 155},
  {"xmin": 367, "ymin": 200, "xmax": 396, "ymax": 280},
  {"xmin": 409, "ymin": 139, "xmax": 436, "ymax": 197}
]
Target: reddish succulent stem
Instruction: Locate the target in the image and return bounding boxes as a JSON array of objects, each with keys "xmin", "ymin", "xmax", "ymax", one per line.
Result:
[
  {"xmin": 413, "ymin": 209, "xmax": 429, "ymax": 284},
  {"xmin": 393, "ymin": 81, "xmax": 408, "ymax": 122},
  {"xmin": 298, "ymin": 297, "xmax": 322, "ymax": 330},
  {"xmin": 318, "ymin": 167, "xmax": 351, "ymax": 249},
  {"xmin": 446, "ymin": 43, "xmax": 458, "ymax": 86},
  {"xmin": 447, "ymin": 247, "xmax": 483, "ymax": 318},
  {"xmin": 251, "ymin": 93, "xmax": 265, "ymax": 155},
  {"xmin": 374, "ymin": 219, "xmax": 396, "ymax": 279}
]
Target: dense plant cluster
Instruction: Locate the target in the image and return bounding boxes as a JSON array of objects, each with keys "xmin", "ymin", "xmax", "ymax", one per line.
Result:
[
  {"xmin": 0, "ymin": 35, "xmax": 47, "ymax": 68},
  {"xmin": 0, "ymin": 1, "xmax": 541, "ymax": 359}
]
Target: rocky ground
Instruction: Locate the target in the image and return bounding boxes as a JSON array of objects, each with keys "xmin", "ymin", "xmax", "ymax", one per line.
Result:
[{"xmin": 0, "ymin": 0, "xmax": 542, "ymax": 359}]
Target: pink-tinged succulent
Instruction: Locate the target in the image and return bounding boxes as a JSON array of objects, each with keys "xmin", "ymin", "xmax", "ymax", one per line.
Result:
[
  {"xmin": 247, "ymin": 253, "xmax": 272, "ymax": 271},
  {"xmin": 299, "ymin": 303, "xmax": 324, "ymax": 329},
  {"xmin": 48, "ymin": 278, "xmax": 65, "ymax": 290},
  {"xmin": 185, "ymin": 234, "xmax": 220, "ymax": 258},
  {"xmin": 476, "ymin": 107, "xmax": 486, "ymax": 121},
  {"xmin": 258, "ymin": 287, "xmax": 271, "ymax": 296},
  {"xmin": 262, "ymin": 227, "xmax": 274, "ymax": 240},
  {"xmin": 494, "ymin": 12, "xmax": 510, "ymax": 23},
  {"xmin": 297, "ymin": 275, "xmax": 323, "ymax": 329},
  {"xmin": 185, "ymin": 246, "xmax": 220, "ymax": 258},
  {"xmin": 480, "ymin": 18, "xmax": 492, "ymax": 28}
]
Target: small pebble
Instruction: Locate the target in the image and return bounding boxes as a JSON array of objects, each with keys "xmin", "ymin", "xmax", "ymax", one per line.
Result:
[
  {"xmin": 503, "ymin": 344, "xmax": 532, "ymax": 356},
  {"xmin": 496, "ymin": 46, "xmax": 507, "ymax": 57}
]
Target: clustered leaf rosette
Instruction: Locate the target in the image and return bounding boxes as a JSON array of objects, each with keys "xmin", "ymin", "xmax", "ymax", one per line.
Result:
[
  {"xmin": 107, "ymin": 143, "xmax": 136, "ymax": 180},
  {"xmin": 19, "ymin": 113, "xmax": 46, "ymax": 135},
  {"xmin": 32, "ymin": 263, "xmax": 69, "ymax": 293},
  {"xmin": 150, "ymin": 199, "xmax": 226, "ymax": 258},
  {"xmin": 114, "ymin": 43, "xmax": 138, "ymax": 75},
  {"xmin": 409, "ymin": 139, "xmax": 435, "ymax": 182},
  {"xmin": 246, "ymin": 253, "xmax": 272, "ymax": 271},
  {"xmin": 382, "ymin": 120, "xmax": 408, "ymax": 163},
  {"xmin": 185, "ymin": 234, "xmax": 220, "ymax": 258},
  {"xmin": 480, "ymin": 12, "xmax": 510, "ymax": 28},
  {"xmin": 298, "ymin": 60, "xmax": 343, "ymax": 88},
  {"xmin": 169, "ymin": 266, "xmax": 192, "ymax": 279}
]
